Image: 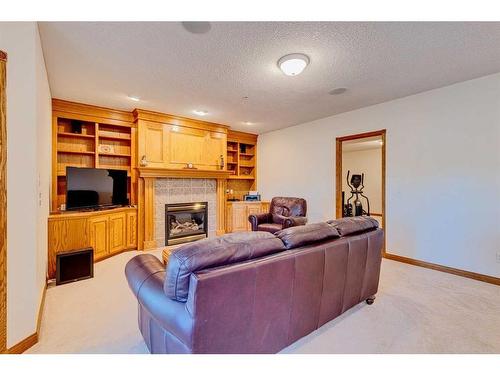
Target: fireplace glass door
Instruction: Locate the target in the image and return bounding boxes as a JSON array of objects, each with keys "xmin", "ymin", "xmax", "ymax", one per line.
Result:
[{"xmin": 165, "ymin": 202, "xmax": 208, "ymax": 246}]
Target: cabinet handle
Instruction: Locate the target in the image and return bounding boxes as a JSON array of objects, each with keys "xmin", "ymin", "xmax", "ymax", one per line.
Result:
[{"xmin": 140, "ymin": 155, "xmax": 148, "ymax": 166}]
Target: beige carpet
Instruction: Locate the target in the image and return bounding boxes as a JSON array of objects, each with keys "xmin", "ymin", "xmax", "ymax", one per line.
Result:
[{"xmin": 27, "ymin": 249, "xmax": 500, "ymax": 354}]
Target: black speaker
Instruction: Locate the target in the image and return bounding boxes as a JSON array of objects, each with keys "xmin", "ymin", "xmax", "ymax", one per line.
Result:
[
  {"xmin": 56, "ymin": 247, "xmax": 94, "ymax": 285},
  {"xmin": 70, "ymin": 120, "xmax": 82, "ymax": 134}
]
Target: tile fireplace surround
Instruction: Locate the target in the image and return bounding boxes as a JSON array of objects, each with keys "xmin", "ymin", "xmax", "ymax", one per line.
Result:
[{"xmin": 154, "ymin": 178, "xmax": 217, "ymax": 247}]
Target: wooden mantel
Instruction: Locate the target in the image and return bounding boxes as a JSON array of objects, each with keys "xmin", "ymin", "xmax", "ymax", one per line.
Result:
[
  {"xmin": 137, "ymin": 168, "xmax": 233, "ymax": 250},
  {"xmin": 138, "ymin": 167, "xmax": 233, "ymax": 179}
]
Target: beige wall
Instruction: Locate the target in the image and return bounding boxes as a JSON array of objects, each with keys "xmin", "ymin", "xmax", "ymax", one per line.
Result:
[
  {"xmin": 0, "ymin": 22, "xmax": 51, "ymax": 347},
  {"xmin": 342, "ymin": 147, "xmax": 382, "ymax": 214},
  {"xmin": 258, "ymin": 73, "xmax": 500, "ymax": 278}
]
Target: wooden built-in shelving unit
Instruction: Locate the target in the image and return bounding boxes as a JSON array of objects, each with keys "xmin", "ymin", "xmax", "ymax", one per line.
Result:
[
  {"xmin": 226, "ymin": 130, "xmax": 258, "ymax": 200},
  {"xmin": 52, "ymin": 99, "xmax": 136, "ymax": 212},
  {"xmin": 50, "ymin": 100, "xmax": 259, "ymax": 254}
]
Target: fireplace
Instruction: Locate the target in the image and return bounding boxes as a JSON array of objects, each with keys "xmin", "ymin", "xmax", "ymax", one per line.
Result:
[{"xmin": 165, "ymin": 202, "xmax": 208, "ymax": 246}]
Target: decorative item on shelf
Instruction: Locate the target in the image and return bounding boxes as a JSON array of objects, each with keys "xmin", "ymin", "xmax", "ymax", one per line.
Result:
[
  {"xmin": 70, "ymin": 120, "xmax": 82, "ymax": 134},
  {"xmin": 183, "ymin": 162, "xmax": 197, "ymax": 169},
  {"xmin": 241, "ymin": 169, "xmax": 251, "ymax": 175},
  {"xmin": 239, "ymin": 143, "xmax": 247, "ymax": 153},
  {"xmin": 140, "ymin": 155, "xmax": 148, "ymax": 167},
  {"xmin": 98, "ymin": 144, "xmax": 114, "ymax": 154},
  {"xmin": 226, "ymin": 189, "xmax": 239, "ymax": 201}
]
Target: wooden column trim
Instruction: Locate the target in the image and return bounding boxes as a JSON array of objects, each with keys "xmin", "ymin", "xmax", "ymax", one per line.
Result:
[
  {"xmin": 142, "ymin": 177, "xmax": 156, "ymax": 249},
  {"xmin": 0, "ymin": 50, "xmax": 7, "ymax": 354},
  {"xmin": 216, "ymin": 178, "xmax": 226, "ymax": 236}
]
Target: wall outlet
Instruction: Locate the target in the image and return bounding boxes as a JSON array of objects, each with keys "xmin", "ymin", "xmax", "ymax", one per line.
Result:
[{"xmin": 496, "ymin": 252, "xmax": 500, "ymax": 263}]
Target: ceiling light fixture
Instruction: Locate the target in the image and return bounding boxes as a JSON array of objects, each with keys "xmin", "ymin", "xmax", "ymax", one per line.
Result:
[
  {"xmin": 243, "ymin": 121, "xmax": 253, "ymax": 125},
  {"xmin": 329, "ymin": 88, "xmax": 347, "ymax": 95},
  {"xmin": 278, "ymin": 53, "xmax": 310, "ymax": 76},
  {"xmin": 128, "ymin": 95, "xmax": 140, "ymax": 102},
  {"xmin": 181, "ymin": 22, "xmax": 212, "ymax": 34},
  {"xmin": 193, "ymin": 109, "xmax": 208, "ymax": 116}
]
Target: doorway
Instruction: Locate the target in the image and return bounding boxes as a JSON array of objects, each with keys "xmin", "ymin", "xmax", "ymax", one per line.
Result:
[{"xmin": 335, "ymin": 130, "xmax": 386, "ymax": 253}]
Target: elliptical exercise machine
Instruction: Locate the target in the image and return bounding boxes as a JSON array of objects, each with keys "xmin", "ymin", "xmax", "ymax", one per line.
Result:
[{"xmin": 343, "ymin": 170, "xmax": 370, "ymax": 217}]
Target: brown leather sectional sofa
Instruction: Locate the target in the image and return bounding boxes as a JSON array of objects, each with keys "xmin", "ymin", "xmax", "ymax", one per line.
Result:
[{"xmin": 125, "ymin": 216, "xmax": 383, "ymax": 354}]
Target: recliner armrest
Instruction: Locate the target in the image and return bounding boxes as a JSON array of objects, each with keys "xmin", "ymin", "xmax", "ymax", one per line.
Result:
[
  {"xmin": 248, "ymin": 212, "xmax": 272, "ymax": 231},
  {"xmin": 282, "ymin": 216, "xmax": 308, "ymax": 229}
]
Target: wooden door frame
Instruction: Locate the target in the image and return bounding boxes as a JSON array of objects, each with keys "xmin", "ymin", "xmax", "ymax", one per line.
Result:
[
  {"xmin": 335, "ymin": 129, "xmax": 386, "ymax": 253},
  {"xmin": 1, "ymin": 50, "xmax": 7, "ymax": 354}
]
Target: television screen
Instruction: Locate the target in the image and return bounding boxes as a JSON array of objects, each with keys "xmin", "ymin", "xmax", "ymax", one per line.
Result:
[{"xmin": 66, "ymin": 167, "xmax": 128, "ymax": 210}]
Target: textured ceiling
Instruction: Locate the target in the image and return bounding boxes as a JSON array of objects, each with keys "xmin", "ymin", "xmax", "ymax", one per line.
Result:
[{"xmin": 39, "ymin": 22, "xmax": 500, "ymax": 134}]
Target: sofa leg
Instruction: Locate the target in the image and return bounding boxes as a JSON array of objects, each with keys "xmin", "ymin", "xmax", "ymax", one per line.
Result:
[{"xmin": 366, "ymin": 296, "xmax": 376, "ymax": 305}]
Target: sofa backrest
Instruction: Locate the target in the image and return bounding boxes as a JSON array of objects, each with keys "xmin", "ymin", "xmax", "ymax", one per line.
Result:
[
  {"xmin": 274, "ymin": 222, "xmax": 340, "ymax": 249},
  {"xmin": 164, "ymin": 231, "xmax": 286, "ymax": 302},
  {"xmin": 327, "ymin": 216, "xmax": 379, "ymax": 236}
]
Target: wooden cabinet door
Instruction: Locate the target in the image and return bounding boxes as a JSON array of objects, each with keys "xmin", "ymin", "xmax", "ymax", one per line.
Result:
[
  {"xmin": 88, "ymin": 216, "xmax": 109, "ymax": 260},
  {"xmin": 231, "ymin": 204, "xmax": 249, "ymax": 232},
  {"xmin": 202, "ymin": 131, "xmax": 227, "ymax": 169},
  {"xmin": 109, "ymin": 213, "xmax": 126, "ymax": 254},
  {"xmin": 126, "ymin": 211, "xmax": 137, "ymax": 248},
  {"xmin": 246, "ymin": 204, "xmax": 264, "ymax": 231},
  {"xmin": 167, "ymin": 126, "xmax": 204, "ymax": 167},
  {"xmin": 167, "ymin": 126, "xmax": 227, "ymax": 170},
  {"xmin": 138, "ymin": 120, "xmax": 167, "ymax": 168}
]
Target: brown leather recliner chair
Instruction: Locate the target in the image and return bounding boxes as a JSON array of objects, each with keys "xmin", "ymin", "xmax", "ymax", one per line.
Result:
[{"xmin": 249, "ymin": 197, "xmax": 307, "ymax": 233}]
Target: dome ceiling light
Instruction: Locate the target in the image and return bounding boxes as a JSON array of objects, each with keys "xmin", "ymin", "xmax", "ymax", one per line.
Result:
[
  {"xmin": 193, "ymin": 109, "xmax": 208, "ymax": 116},
  {"xmin": 277, "ymin": 53, "xmax": 310, "ymax": 76}
]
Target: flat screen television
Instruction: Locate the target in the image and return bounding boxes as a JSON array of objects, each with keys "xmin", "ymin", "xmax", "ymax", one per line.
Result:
[{"xmin": 66, "ymin": 167, "xmax": 128, "ymax": 210}]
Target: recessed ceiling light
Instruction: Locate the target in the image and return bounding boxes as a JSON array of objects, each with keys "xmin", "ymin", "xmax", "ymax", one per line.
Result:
[
  {"xmin": 181, "ymin": 22, "xmax": 212, "ymax": 34},
  {"xmin": 329, "ymin": 88, "xmax": 347, "ymax": 95},
  {"xmin": 278, "ymin": 53, "xmax": 310, "ymax": 76},
  {"xmin": 243, "ymin": 121, "xmax": 253, "ymax": 125},
  {"xmin": 128, "ymin": 95, "xmax": 140, "ymax": 102},
  {"xmin": 193, "ymin": 109, "xmax": 208, "ymax": 116}
]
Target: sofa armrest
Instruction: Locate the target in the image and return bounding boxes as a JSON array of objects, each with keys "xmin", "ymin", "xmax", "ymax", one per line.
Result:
[
  {"xmin": 125, "ymin": 254, "xmax": 194, "ymax": 348},
  {"xmin": 248, "ymin": 212, "xmax": 272, "ymax": 231},
  {"xmin": 282, "ymin": 216, "xmax": 308, "ymax": 229}
]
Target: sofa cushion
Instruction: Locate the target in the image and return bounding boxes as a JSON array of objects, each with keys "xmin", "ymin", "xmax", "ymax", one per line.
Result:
[
  {"xmin": 326, "ymin": 216, "xmax": 379, "ymax": 236},
  {"xmin": 275, "ymin": 222, "xmax": 340, "ymax": 249},
  {"xmin": 258, "ymin": 223, "xmax": 283, "ymax": 233},
  {"xmin": 164, "ymin": 231, "xmax": 286, "ymax": 302}
]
